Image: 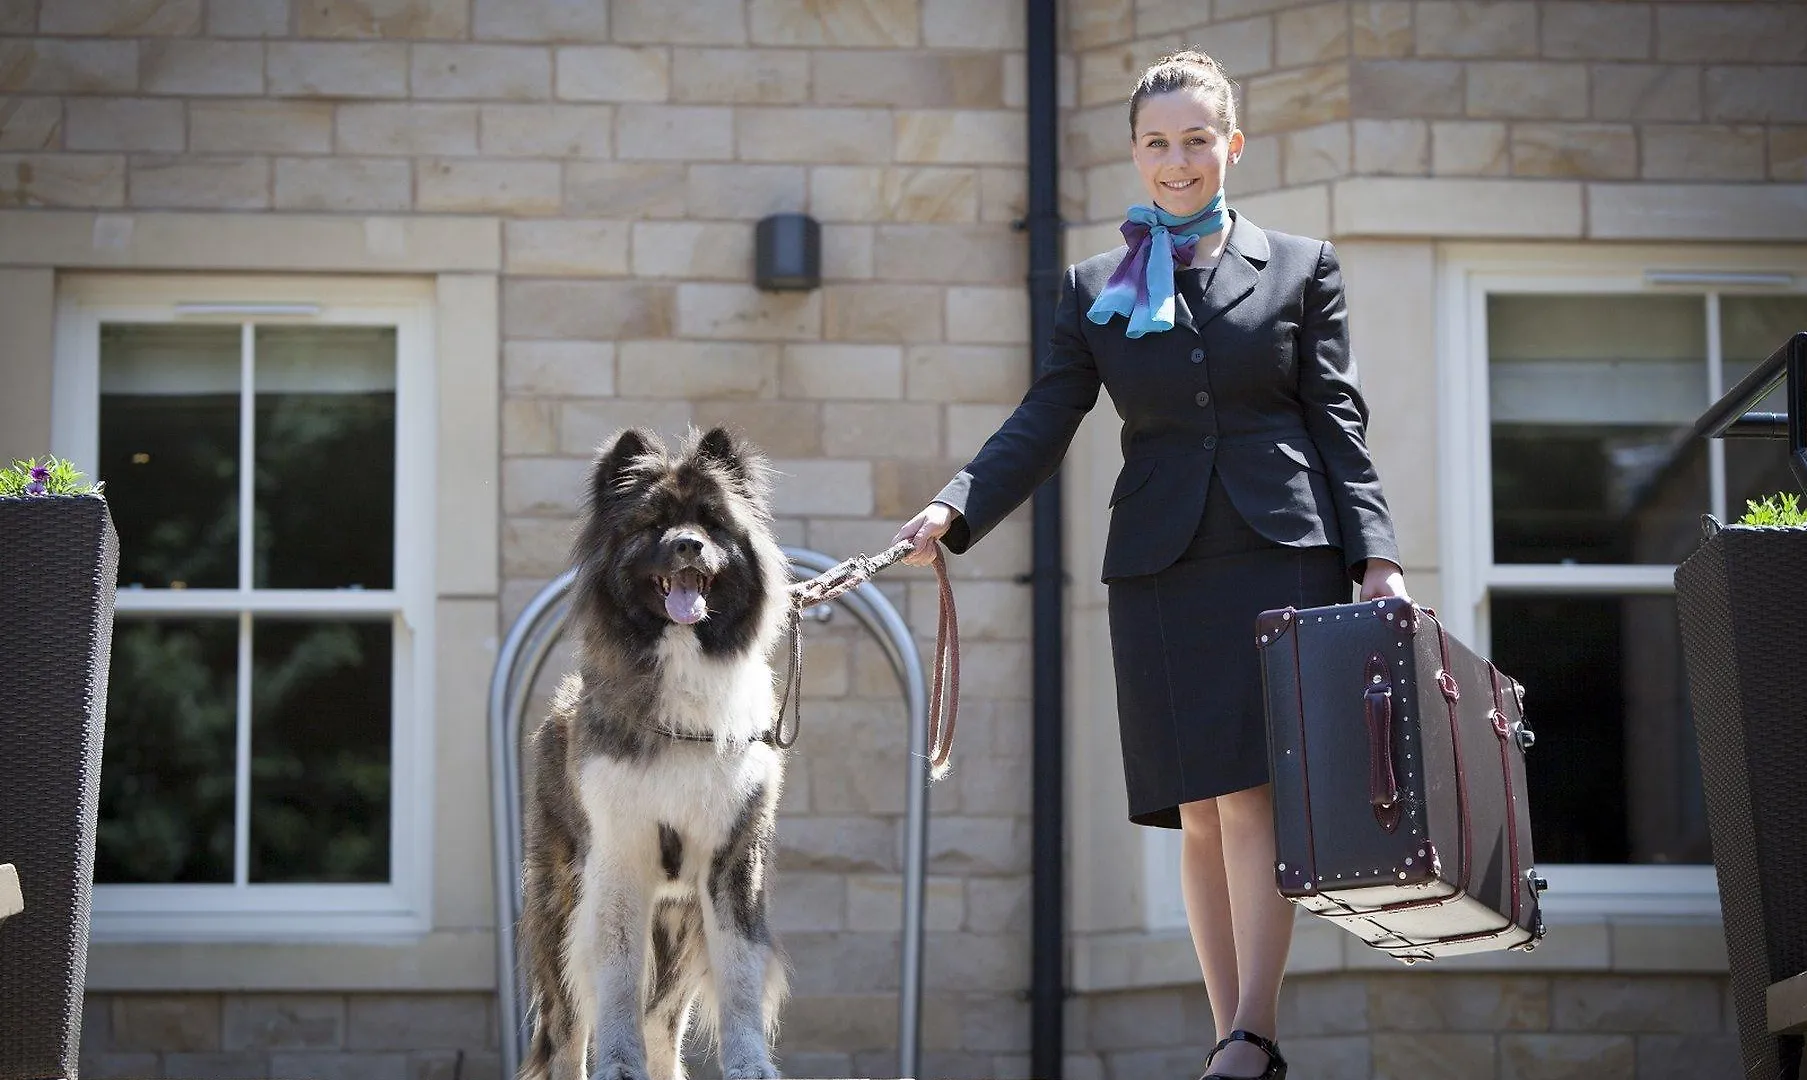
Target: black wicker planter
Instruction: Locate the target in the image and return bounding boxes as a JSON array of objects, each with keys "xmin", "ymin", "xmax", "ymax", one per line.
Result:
[
  {"xmin": 0, "ymin": 494, "xmax": 119, "ymax": 1080},
  {"xmin": 1676, "ymin": 522, "xmax": 1807, "ymax": 1080}
]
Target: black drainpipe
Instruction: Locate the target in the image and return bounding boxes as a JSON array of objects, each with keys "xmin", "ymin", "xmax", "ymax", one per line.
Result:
[{"xmin": 1023, "ymin": 2, "xmax": 1065, "ymax": 1077}]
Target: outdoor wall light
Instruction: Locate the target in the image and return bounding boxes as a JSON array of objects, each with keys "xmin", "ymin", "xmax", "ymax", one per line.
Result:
[{"xmin": 755, "ymin": 213, "xmax": 820, "ymax": 292}]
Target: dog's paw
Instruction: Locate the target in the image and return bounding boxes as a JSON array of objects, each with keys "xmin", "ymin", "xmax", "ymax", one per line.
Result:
[
  {"xmin": 592, "ymin": 1063, "xmax": 652, "ymax": 1080},
  {"xmin": 722, "ymin": 1059, "xmax": 779, "ymax": 1079}
]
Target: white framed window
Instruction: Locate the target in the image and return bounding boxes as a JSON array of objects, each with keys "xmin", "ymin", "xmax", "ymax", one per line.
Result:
[
  {"xmin": 1439, "ymin": 245, "xmax": 1806, "ymax": 918},
  {"xmin": 53, "ymin": 276, "xmax": 437, "ymax": 940}
]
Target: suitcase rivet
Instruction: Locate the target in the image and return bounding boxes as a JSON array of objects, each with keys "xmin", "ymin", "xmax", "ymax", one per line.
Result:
[
  {"xmin": 1399, "ymin": 873, "xmax": 1407, "ymax": 880},
  {"xmin": 1405, "ymin": 857, "xmax": 1413, "ymax": 865},
  {"xmin": 1260, "ymin": 634, "xmax": 1269, "ymax": 643},
  {"xmin": 1277, "ymin": 863, "xmax": 1286, "ymax": 871},
  {"xmin": 1283, "ymin": 611, "xmax": 1291, "ymax": 620}
]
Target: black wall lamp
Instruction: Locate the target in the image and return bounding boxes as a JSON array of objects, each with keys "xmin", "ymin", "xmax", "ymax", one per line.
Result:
[{"xmin": 755, "ymin": 213, "xmax": 820, "ymax": 292}]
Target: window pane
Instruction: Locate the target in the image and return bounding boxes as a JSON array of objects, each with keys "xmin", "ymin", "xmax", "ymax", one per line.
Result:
[
  {"xmin": 1722, "ymin": 295, "xmax": 1807, "ymax": 518},
  {"xmin": 249, "ymin": 617, "xmax": 392, "ymax": 883},
  {"xmin": 1489, "ymin": 295, "xmax": 1709, "ymax": 565},
  {"xmin": 96, "ymin": 618, "xmax": 238, "ymax": 884},
  {"xmin": 100, "ymin": 324, "xmax": 241, "ymax": 589},
  {"xmin": 253, "ymin": 327, "xmax": 397, "ymax": 590},
  {"xmin": 1490, "ymin": 594, "xmax": 1708, "ymax": 865}
]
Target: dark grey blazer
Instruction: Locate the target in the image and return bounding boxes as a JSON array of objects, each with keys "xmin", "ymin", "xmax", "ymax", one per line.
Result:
[{"xmin": 934, "ymin": 211, "xmax": 1400, "ymax": 584}]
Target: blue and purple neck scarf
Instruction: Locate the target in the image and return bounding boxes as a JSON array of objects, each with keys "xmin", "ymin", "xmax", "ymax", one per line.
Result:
[{"xmin": 1087, "ymin": 193, "xmax": 1228, "ymax": 338}]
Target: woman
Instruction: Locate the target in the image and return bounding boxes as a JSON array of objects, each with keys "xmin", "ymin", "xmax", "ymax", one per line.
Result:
[{"xmin": 894, "ymin": 51, "xmax": 1408, "ymax": 1080}]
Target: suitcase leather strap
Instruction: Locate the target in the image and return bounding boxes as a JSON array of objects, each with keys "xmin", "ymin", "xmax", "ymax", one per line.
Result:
[
  {"xmin": 1363, "ymin": 653, "xmax": 1403, "ymax": 833},
  {"xmin": 1432, "ymin": 613, "xmax": 1475, "ymax": 897},
  {"xmin": 1487, "ymin": 664, "xmax": 1531, "ymax": 935}
]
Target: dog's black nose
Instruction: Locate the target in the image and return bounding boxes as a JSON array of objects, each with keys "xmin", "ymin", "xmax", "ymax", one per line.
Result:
[{"xmin": 673, "ymin": 534, "xmax": 704, "ymax": 560}]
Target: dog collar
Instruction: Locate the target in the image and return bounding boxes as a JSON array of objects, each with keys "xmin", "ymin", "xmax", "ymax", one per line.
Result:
[{"xmin": 651, "ymin": 726, "xmax": 780, "ymax": 748}]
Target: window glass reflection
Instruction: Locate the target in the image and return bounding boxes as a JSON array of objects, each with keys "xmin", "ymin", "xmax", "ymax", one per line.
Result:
[
  {"xmin": 100, "ymin": 325, "xmax": 242, "ymax": 589},
  {"xmin": 1489, "ymin": 295, "xmax": 1709, "ymax": 564},
  {"xmin": 253, "ymin": 326, "xmax": 397, "ymax": 591},
  {"xmin": 1491, "ymin": 594, "xmax": 1707, "ymax": 865},
  {"xmin": 250, "ymin": 617, "xmax": 393, "ymax": 883},
  {"xmin": 96, "ymin": 618, "xmax": 238, "ymax": 884}
]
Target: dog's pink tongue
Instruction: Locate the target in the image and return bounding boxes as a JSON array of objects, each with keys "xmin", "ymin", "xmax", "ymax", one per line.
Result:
[{"xmin": 666, "ymin": 577, "xmax": 707, "ymax": 624}]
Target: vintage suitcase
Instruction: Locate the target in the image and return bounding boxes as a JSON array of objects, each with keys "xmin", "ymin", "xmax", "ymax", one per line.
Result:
[{"xmin": 1257, "ymin": 596, "xmax": 1547, "ymax": 963}]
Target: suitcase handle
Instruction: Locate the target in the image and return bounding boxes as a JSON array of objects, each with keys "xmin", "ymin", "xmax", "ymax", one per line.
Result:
[{"xmin": 1364, "ymin": 653, "xmax": 1403, "ymax": 833}]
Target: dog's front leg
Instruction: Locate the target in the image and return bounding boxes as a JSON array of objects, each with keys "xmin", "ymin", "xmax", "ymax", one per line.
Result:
[
  {"xmin": 582, "ymin": 875, "xmax": 654, "ymax": 1080},
  {"xmin": 703, "ymin": 839, "xmax": 780, "ymax": 1078}
]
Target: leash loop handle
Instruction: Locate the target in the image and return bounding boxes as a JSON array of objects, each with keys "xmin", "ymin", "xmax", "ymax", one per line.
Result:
[{"xmin": 780, "ymin": 539, "xmax": 959, "ymax": 775}]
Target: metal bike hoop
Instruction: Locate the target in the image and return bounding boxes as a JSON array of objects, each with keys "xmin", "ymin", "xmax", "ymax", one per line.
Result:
[{"xmin": 488, "ymin": 547, "xmax": 931, "ymax": 1079}]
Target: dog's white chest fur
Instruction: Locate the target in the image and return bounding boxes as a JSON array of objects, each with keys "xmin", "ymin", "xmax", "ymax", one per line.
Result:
[
  {"xmin": 652, "ymin": 628, "xmax": 777, "ymax": 748},
  {"xmin": 575, "ymin": 741, "xmax": 777, "ymax": 869}
]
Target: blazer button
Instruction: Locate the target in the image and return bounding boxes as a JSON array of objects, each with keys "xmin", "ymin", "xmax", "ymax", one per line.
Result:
[
  {"xmin": 1194, "ymin": 391, "xmax": 1211, "ymax": 407},
  {"xmin": 1202, "ymin": 435, "xmax": 1218, "ymax": 450},
  {"xmin": 1190, "ymin": 348, "xmax": 1205, "ymax": 364}
]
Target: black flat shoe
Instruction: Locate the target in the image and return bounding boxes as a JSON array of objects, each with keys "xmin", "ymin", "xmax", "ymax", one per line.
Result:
[
  {"xmin": 1200, "ymin": 1029, "xmax": 1287, "ymax": 1080},
  {"xmin": 1196, "ymin": 1034, "xmax": 1232, "ymax": 1080}
]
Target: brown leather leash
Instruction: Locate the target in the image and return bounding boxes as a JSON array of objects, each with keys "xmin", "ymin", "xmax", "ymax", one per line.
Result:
[{"xmin": 777, "ymin": 539, "xmax": 959, "ymax": 780}]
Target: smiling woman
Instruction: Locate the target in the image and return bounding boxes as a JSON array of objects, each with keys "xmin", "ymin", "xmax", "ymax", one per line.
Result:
[{"xmin": 893, "ymin": 48, "xmax": 1406, "ymax": 1080}]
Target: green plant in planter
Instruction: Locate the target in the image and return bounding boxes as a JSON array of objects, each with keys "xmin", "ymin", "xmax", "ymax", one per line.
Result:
[
  {"xmin": 1739, "ymin": 492, "xmax": 1807, "ymax": 527},
  {"xmin": 0, "ymin": 456, "xmax": 102, "ymax": 498}
]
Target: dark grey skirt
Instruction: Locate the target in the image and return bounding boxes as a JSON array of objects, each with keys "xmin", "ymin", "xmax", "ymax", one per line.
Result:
[{"xmin": 1108, "ymin": 471, "xmax": 1348, "ymax": 829}]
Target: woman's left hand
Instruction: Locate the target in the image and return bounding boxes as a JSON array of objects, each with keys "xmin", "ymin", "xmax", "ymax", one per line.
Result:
[{"xmin": 1359, "ymin": 558, "xmax": 1409, "ymax": 602}]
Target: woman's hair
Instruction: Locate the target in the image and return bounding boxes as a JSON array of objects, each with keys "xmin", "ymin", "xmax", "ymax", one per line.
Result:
[{"xmin": 1129, "ymin": 50, "xmax": 1239, "ymax": 136}]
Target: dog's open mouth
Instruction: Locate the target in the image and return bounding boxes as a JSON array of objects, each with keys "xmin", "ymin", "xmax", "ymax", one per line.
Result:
[{"xmin": 655, "ymin": 567, "xmax": 712, "ymax": 625}]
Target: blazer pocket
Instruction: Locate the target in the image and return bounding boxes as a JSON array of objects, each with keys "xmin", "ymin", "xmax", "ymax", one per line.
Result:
[
  {"xmin": 1108, "ymin": 457, "xmax": 1158, "ymax": 507},
  {"xmin": 1275, "ymin": 440, "xmax": 1325, "ymax": 474}
]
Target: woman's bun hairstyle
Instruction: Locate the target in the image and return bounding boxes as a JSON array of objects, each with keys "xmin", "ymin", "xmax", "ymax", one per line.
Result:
[{"xmin": 1130, "ymin": 49, "xmax": 1239, "ymax": 135}]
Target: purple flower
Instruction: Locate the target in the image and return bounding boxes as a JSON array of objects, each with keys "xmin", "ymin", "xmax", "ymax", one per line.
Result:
[
  {"xmin": 23, "ymin": 480, "xmax": 46, "ymax": 496},
  {"xmin": 28, "ymin": 464, "xmax": 49, "ymax": 483}
]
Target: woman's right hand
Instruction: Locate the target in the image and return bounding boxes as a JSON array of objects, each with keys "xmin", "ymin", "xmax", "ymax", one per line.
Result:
[{"xmin": 893, "ymin": 501, "xmax": 959, "ymax": 566}]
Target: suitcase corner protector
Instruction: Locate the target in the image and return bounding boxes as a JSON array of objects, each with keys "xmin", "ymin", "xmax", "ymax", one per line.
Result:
[{"xmin": 1256, "ymin": 606, "xmax": 1297, "ymax": 647}]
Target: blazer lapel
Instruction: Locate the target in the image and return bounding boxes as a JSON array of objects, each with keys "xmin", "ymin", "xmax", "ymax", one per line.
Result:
[
  {"xmin": 1173, "ymin": 278, "xmax": 1197, "ymax": 335},
  {"xmin": 1192, "ymin": 211, "xmax": 1270, "ymax": 331}
]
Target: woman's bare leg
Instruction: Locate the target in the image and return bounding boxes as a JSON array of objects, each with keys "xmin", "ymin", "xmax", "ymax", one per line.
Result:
[
  {"xmin": 1209, "ymin": 782, "xmax": 1294, "ymax": 1076},
  {"xmin": 1178, "ymin": 798, "xmax": 1239, "ymax": 1048}
]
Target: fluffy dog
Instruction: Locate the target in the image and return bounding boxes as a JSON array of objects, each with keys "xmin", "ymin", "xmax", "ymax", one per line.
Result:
[{"xmin": 518, "ymin": 427, "xmax": 791, "ymax": 1080}]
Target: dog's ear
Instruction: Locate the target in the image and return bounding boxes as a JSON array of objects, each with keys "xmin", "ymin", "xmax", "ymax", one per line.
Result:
[
  {"xmin": 588, "ymin": 428, "xmax": 661, "ymax": 504},
  {"xmin": 692, "ymin": 426, "xmax": 771, "ymax": 503},
  {"xmin": 694, "ymin": 427, "xmax": 746, "ymax": 478}
]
